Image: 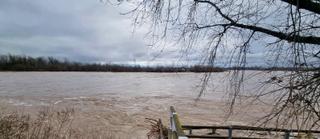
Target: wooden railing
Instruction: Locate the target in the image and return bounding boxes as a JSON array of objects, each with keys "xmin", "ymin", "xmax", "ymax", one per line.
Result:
[
  {"xmin": 168, "ymin": 106, "xmax": 188, "ymax": 139},
  {"xmin": 168, "ymin": 106, "xmax": 320, "ymax": 139}
]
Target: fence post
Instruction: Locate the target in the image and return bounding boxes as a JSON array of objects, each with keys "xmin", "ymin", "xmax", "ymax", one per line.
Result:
[
  {"xmin": 284, "ymin": 131, "xmax": 290, "ymax": 139},
  {"xmin": 210, "ymin": 129, "xmax": 216, "ymax": 134},
  {"xmin": 228, "ymin": 126, "xmax": 233, "ymax": 139}
]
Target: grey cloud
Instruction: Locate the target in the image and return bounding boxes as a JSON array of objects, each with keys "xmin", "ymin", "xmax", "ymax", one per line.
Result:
[
  {"xmin": 0, "ymin": 0, "xmax": 267, "ymax": 66},
  {"xmin": 0, "ymin": 0, "xmax": 157, "ymax": 64}
]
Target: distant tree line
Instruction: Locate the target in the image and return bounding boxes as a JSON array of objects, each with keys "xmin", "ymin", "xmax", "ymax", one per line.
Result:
[
  {"xmin": 224, "ymin": 66, "xmax": 319, "ymax": 71},
  {"xmin": 0, "ymin": 55, "xmax": 226, "ymax": 72},
  {"xmin": 1, "ymin": 55, "xmax": 315, "ymax": 72}
]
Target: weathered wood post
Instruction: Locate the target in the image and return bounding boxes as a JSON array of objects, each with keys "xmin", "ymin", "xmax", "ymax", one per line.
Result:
[
  {"xmin": 169, "ymin": 106, "xmax": 188, "ymax": 139},
  {"xmin": 159, "ymin": 119, "xmax": 165, "ymax": 139}
]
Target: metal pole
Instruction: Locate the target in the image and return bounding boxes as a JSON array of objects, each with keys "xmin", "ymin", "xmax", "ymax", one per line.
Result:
[
  {"xmin": 284, "ymin": 131, "xmax": 290, "ymax": 139},
  {"xmin": 189, "ymin": 129, "xmax": 192, "ymax": 135},
  {"xmin": 211, "ymin": 129, "xmax": 216, "ymax": 134},
  {"xmin": 228, "ymin": 126, "xmax": 233, "ymax": 139}
]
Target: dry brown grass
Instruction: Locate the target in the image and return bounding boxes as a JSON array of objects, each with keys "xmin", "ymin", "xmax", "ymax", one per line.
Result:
[
  {"xmin": 145, "ymin": 118, "xmax": 168, "ymax": 139},
  {"xmin": 0, "ymin": 107, "xmax": 120, "ymax": 139}
]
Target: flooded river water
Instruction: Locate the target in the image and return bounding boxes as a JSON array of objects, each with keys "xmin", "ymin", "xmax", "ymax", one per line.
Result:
[{"xmin": 0, "ymin": 72, "xmax": 274, "ymax": 138}]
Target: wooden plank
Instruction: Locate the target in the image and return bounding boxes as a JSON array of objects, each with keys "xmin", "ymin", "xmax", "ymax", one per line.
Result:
[
  {"xmin": 182, "ymin": 125, "xmax": 320, "ymax": 133},
  {"xmin": 170, "ymin": 106, "xmax": 188, "ymax": 139},
  {"xmin": 169, "ymin": 106, "xmax": 320, "ymax": 138}
]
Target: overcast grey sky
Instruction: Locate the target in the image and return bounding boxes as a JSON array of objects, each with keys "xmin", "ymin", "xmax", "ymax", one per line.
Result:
[{"xmin": 0, "ymin": 0, "xmax": 266, "ymax": 66}]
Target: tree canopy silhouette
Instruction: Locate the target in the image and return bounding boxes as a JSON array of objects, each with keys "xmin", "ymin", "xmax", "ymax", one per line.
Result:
[{"xmin": 0, "ymin": 54, "xmax": 225, "ymax": 72}]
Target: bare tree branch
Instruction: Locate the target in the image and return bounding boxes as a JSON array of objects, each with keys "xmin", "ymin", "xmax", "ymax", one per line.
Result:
[
  {"xmin": 195, "ymin": 0, "xmax": 320, "ymax": 45},
  {"xmin": 281, "ymin": 0, "xmax": 320, "ymax": 14},
  {"xmin": 117, "ymin": 0, "xmax": 320, "ymax": 129}
]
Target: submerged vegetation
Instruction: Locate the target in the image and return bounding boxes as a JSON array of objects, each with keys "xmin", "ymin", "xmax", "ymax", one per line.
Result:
[{"xmin": 0, "ymin": 55, "xmax": 225, "ymax": 72}]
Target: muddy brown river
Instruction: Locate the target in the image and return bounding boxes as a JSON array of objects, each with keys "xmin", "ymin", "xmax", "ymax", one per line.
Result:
[{"xmin": 0, "ymin": 72, "xmax": 280, "ymax": 138}]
